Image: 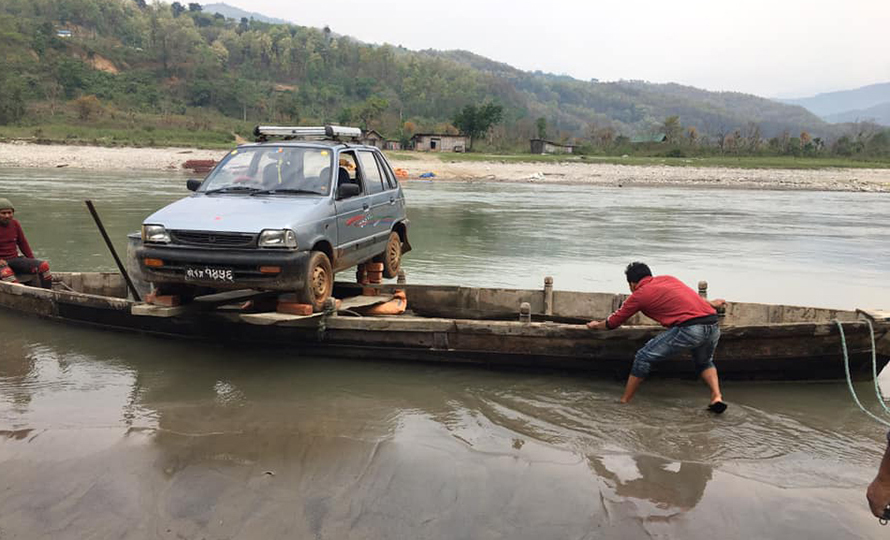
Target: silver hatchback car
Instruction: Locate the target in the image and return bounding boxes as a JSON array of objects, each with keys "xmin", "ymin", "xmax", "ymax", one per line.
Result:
[{"xmin": 137, "ymin": 126, "xmax": 410, "ymax": 310}]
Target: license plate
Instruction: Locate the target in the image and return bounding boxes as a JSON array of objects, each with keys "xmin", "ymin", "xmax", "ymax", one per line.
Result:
[{"xmin": 184, "ymin": 266, "xmax": 235, "ymax": 283}]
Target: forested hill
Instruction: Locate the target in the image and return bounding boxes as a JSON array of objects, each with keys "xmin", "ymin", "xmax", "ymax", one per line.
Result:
[
  {"xmin": 431, "ymin": 50, "xmax": 829, "ymax": 140},
  {"xmin": 0, "ymin": 0, "xmax": 839, "ymax": 148}
]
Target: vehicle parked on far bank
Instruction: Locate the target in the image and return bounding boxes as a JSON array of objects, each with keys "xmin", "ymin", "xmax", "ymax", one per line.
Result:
[{"xmin": 136, "ymin": 125, "xmax": 410, "ymax": 310}]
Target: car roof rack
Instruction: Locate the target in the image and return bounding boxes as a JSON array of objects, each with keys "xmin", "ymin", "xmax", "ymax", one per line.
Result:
[{"xmin": 253, "ymin": 125, "xmax": 363, "ymax": 143}]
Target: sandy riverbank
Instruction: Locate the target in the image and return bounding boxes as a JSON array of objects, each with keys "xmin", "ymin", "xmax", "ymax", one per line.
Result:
[{"xmin": 1, "ymin": 141, "xmax": 888, "ymax": 192}]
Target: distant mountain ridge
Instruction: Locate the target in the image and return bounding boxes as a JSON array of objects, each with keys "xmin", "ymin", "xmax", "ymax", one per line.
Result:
[
  {"xmin": 824, "ymin": 102, "xmax": 890, "ymax": 126},
  {"xmin": 780, "ymin": 82, "xmax": 890, "ymax": 125},
  {"xmin": 202, "ymin": 2, "xmax": 290, "ymax": 25}
]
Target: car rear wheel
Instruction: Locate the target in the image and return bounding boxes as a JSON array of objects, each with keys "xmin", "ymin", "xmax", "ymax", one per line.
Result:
[
  {"xmin": 297, "ymin": 251, "xmax": 333, "ymax": 311},
  {"xmin": 378, "ymin": 231, "xmax": 401, "ymax": 279}
]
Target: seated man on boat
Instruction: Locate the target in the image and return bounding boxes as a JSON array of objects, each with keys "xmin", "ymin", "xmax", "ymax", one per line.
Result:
[
  {"xmin": 0, "ymin": 198, "xmax": 53, "ymax": 289},
  {"xmin": 586, "ymin": 262, "xmax": 727, "ymax": 412},
  {"xmin": 867, "ymin": 431, "xmax": 890, "ymax": 521}
]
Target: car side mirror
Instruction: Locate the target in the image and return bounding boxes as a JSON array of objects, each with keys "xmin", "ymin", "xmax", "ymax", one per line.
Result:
[
  {"xmin": 337, "ymin": 183, "xmax": 361, "ymax": 199},
  {"xmin": 186, "ymin": 179, "xmax": 202, "ymax": 192}
]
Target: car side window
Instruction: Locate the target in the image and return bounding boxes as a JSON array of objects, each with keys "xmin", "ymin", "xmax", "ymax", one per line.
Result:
[
  {"xmin": 358, "ymin": 151, "xmax": 385, "ymax": 195},
  {"xmin": 375, "ymin": 153, "xmax": 398, "ymax": 190},
  {"xmin": 337, "ymin": 152, "xmax": 363, "ymax": 193}
]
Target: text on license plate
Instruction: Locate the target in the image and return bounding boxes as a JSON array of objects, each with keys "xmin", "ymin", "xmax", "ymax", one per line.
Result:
[{"xmin": 185, "ymin": 266, "xmax": 234, "ymax": 282}]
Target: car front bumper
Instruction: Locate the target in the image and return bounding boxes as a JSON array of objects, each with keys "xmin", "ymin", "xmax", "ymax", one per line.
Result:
[{"xmin": 136, "ymin": 244, "xmax": 311, "ymax": 291}]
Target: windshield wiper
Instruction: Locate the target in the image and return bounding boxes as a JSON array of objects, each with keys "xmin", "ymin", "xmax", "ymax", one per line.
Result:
[
  {"xmin": 203, "ymin": 186, "xmax": 261, "ymax": 195},
  {"xmin": 249, "ymin": 188, "xmax": 321, "ymax": 196}
]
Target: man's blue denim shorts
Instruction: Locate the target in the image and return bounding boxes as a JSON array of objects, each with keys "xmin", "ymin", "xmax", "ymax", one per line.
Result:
[{"xmin": 631, "ymin": 322, "xmax": 721, "ymax": 378}]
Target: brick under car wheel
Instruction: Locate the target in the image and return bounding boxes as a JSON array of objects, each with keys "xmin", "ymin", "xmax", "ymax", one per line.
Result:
[
  {"xmin": 375, "ymin": 231, "xmax": 401, "ymax": 279},
  {"xmin": 296, "ymin": 251, "xmax": 333, "ymax": 312},
  {"xmin": 155, "ymin": 283, "xmax": 202, "ymax": 303}
]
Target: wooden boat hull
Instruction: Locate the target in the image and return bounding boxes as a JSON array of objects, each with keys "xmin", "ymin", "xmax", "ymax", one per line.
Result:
[{"xmin": 1, "ymin": 275, "xmax": 887, "ymax": 381}]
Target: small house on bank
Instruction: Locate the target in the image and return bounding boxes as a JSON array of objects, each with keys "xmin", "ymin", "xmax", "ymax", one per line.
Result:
[
  {"xmin": 410, "ymin": 134, "xmax": 467, "ymax": 152},
  {"xmin": 384, "ymin": 140, "xmax": 402, "ymax": 151},
  {"xmin": 530, "ymin": 139, "xmax": 574, "ymax": 155},
  {"xmin": 56, "ymin": 29, "xmax": 72, "ymax": 38},
  {"xmin": 360, "ymin": 129, "xmax": 385, "ymax": 149}
]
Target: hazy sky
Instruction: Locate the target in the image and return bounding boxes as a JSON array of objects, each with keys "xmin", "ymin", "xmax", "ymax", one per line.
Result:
[{"xmin": 221, "ymin": 0, "xmax": 889, "ymax": 98}]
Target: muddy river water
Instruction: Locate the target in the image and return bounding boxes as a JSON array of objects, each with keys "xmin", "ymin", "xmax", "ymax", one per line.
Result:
[{"xmin": 1, "ymin": 168, "xmax": 890, "ymax": 538}]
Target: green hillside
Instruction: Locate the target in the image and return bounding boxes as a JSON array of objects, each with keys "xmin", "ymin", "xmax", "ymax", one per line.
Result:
[{"xmin": 0, "ymin": 0, "xmax": 887, "ymax": 160}]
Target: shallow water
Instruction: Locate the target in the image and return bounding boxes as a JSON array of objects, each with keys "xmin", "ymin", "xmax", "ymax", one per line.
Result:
[{"xmin": 1, "ymin": 168, "xmax": 890, "ymax": 538}]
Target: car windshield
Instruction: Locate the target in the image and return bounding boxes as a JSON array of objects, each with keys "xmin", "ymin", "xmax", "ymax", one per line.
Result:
[{"xmin": 201, "ymin": 146, "xmax": 334, "ymax": 196}]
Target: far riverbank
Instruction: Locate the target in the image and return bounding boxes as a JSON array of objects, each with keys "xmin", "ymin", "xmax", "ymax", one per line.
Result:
[{"xmin": 1, "ymin": 141, "xmax": 888, "ymax": 192}]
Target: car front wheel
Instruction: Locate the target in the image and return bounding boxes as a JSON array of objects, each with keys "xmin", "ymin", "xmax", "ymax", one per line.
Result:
[{"xmin": 297, "ymin": 251, "xmax": 333, "ymax": 311}]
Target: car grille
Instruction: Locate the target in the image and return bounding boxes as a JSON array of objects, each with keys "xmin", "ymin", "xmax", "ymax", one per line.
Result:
[{"xmin": 170, "ymin": 230, "xmax": 257, "ymax": 248}]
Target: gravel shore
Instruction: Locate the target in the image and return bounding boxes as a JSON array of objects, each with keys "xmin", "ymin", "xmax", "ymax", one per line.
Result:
[{"xmin": 1, "ymin": 141, "xmax": 888, "ymax": 192}]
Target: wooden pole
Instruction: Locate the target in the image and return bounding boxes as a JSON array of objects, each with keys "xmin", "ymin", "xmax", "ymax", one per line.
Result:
[
  {"xmin": 698, "ymin": 280, "xmax": 708, "ymax": 299},
  {"xmin": 544, "ymin": 276, "xmax": 554, "ymax": 316},
  {"xmin": 84, "ymin": 200, "xmax": 141, "ymax": 302},
  {"xmin": 519, "ymin": 302, "xmax": 531, "ymax": 323}
]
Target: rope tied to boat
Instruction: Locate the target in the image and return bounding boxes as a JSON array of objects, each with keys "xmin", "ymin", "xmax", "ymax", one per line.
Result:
[
  {"xmin": 834, "ymin": 319, "xmax": 890, "ymax": 427},
  {"xmin": 836, "ymin": 318, "xmax": 890, "ymax": 525}
]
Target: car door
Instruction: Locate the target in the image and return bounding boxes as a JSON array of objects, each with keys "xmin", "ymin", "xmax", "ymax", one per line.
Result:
[
  {"xmin": 333, "ymin": 150, "xmax": 373, "ymax": 269},
  {"xmin": 356, "ymin": 150, "xmax": 394, "ymax": 257},
  {"xmin": 374, "ymin": 150, "xmax": 404, "ymax": 229}
]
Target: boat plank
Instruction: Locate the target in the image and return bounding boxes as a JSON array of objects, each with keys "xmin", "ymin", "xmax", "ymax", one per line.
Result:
[
  {"xmin": 131, "ymin": 303, "xmax": 189, "ymax": 318},
  {"xmin": 339, "ymin": 294, "xmax": 393, "ymax": 310},
  {"xmin": 241, "ymin": 311, "xmax": 324, "ymax": 325},
  {"xmin": 193, "ymin": 289, "xmax": 269, "ymax": 306}
]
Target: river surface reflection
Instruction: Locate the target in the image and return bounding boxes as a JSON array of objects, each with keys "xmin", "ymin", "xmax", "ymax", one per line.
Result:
[{"xmin": 1, "ymin": 168, "xmax": 889, "ymax": 538}]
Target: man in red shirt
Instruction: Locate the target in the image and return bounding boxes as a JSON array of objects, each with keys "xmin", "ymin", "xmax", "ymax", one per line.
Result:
[
  {"xmin": 587, "ymin": 262, "xmax": 727, "ymax": 412},
  {"xmin": 0, "ymin": 198, "xmax": 52, "ymax": 289}
]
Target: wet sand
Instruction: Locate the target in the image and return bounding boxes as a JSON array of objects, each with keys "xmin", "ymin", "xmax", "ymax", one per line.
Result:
[{"xmin": 1, "ymin": 141, "xmax": 888, "ymax": 192}]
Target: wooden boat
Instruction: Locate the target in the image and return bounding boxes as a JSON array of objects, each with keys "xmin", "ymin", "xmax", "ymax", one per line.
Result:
[{"xmin": 1, "ymin": 272, "xmax": 888, "ymax": 381}]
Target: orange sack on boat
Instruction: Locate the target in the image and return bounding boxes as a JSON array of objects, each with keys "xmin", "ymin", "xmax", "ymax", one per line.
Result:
[
  {"xmin": 394, "ymin": 168, "xmax": 409, "ymax": 178},
  {"xmin": 362, "ymin": 289, "xmax": 407, "ymax": 315}
]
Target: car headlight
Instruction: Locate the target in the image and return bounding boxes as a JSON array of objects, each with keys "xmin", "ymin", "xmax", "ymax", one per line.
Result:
[
  {"xmin": 142, "ymin": 224, "xmax": 170, "ymax": 243},
  {"xmin": 258, "ymin": 229, "xmax": 297, "ymax": 249}
]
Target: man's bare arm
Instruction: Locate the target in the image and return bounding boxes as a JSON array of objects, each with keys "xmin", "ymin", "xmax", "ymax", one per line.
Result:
[{"xmin": 868, "ymin": 437, "xmax": 890, "ymax": 518}]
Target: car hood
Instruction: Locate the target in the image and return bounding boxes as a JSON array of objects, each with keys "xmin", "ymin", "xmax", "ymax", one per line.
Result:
[{"xmin": 143, "ymin": 194, "xmax": 327, "ymax": 233}]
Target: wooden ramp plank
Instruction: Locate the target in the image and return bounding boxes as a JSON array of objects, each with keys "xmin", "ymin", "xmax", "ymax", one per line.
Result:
[
  {"xmin": 339, "ymin": 294, "xmax": 393, "ymax": 311},
  {"xmin": 193, "ymin": 289, "xmax": 270, "ymax": 306},
  {"xmin": 240, "ymin": 311, "xmax": 323, "ymax": 326},
  {"xmin": 131, "ymin": 303, "xmax": 188, "ymax": 318}
]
